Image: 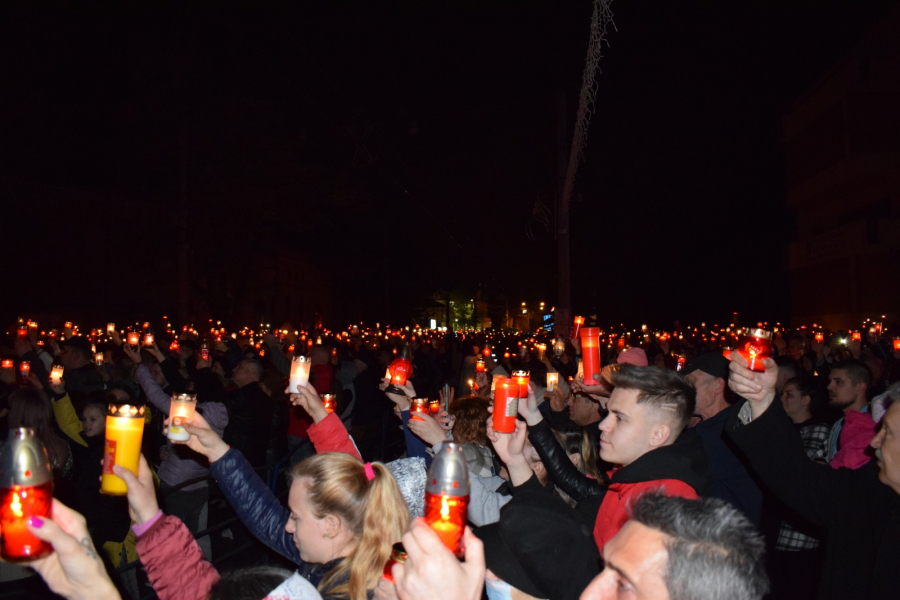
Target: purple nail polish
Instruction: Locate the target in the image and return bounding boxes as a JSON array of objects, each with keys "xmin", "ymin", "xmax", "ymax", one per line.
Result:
[{"xmin": 28, "ymin": 516, "xmax": 44, "ymax": 528}]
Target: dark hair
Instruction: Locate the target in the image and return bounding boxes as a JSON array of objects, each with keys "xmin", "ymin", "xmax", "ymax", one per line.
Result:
[
  {"xmin": 608, "ymin": 364, "xmax": 696, "ymax": 433},
  {"xmin": 8, "ymin": 388, "xmax": 70, "ymax": 471},
  {"xmin": 784, "ymin": 375, "xmax": 818, "ymax": 404},
  {"xmin": 831, "ymin": 359, "xmax": 873, "ymax": 396},
  {"xmin": 551, "ymin": 423, "xmax": 600, "ymax": 481},
  {"xmin": 630, "ymin": 493, "xmax": 769, "ymax": 600},
  {"xmin": 449, "ymin": 396, "xmax": 489, "ymax": 445},
  {"xmin": 207, "ymin": 566, "xmax": 294, "ymax": 600},
  {"xmin": 774, "ymin": 356, "xmax": 801, "ymax": 378}
]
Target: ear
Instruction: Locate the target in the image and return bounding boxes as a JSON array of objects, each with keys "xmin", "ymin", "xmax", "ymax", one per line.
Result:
[
  {"xmin": 323, "ymin": 514, "xmax": 341, "ymax": 538},
  {"xmin": 568, "ymin": 453, "xmax": 582, "ymax": 469},
  {"xmin": 801, "ymin": 394, "xmax": 811, "ymax": 407},
  {"xmin": 649, "ymin": 423, "xmax": 672, "ymax": 448}
]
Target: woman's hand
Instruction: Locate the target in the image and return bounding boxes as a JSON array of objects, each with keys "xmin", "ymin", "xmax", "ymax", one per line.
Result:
[
  {"xmin": 435, "ymin": 409, "xmax": 455, "ymax": 432},
  {"xmin": 113, "ymin": 454, "xmax": 159, "ymax": 526},
  {"xmin": 406, "ymin": 412, "xmax": 447, "ymax": 446},
  {"xmin": 175, "ymin": 412, "xmax": 230, "ymax": 463},
  {"xmin": 393, "ymin": 520, "xmax": 485, "ymax": 600},
  {"xmin": 288, "ymin": 384, "xmax": 328, "ymax": 424},
  {"xmin": 516, "ymin": 383, "xmax": 543, "ymax": 426},
  {"xmin": 121, "ymin": 344, "xmax": 142, "ymax": 367},
  {"xmin": 380, "ymin": 378, "xmax": 414, "ymax": 411},
  {"xmin": 438, "ymin": 385, "xmax": 455, "ymax": 411},
  {"xmin": 25, "ymin": 499, "xmax": 121, "ymax": 600}
]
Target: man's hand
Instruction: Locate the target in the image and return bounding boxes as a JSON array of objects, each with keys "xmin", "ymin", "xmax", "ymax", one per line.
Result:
[
  {"xmin": 393, "ymin": 520, "xmax": 485, "ymax": 600},
  {"xmin": 728, "ymin": 351, "xmax": 777, "ymax": 420},
  {"xmin": 113, "ymin": 454, "xmax": 159, "ymax": 525},
  {"xmin": 407, "ymin": 412, "xmax": 447, "ymax": 446},
  {"xmin": 25, "ymin": 499, "xmax": 121, "ymax": 600},
  {"xmin": 288, "ymin": 384, "xmax": 328, "ymax": 424},
  {"xmin": 546, "ymin": 386, "xmax": 567, "ymax": 412},
  {"xmin": 176, "ymin": 412, "xmax": 230, "ymax": 462}
]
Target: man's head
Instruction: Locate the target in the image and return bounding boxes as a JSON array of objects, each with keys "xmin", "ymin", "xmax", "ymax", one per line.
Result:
[
  {"xmin": 231, "ymin": 359, "xmax": 263, "ymax": 387},
  {"xmin": 827, "ymin": 359, "xmax": 871, "ymax": 413},
  {"xmin": 567, "ymin": 393, "xmax": 602, "ymax": 427},
  {"xmin": 599, "ymin": 365, "xmax": 695, "ymax": 466},
  {"xmin": 773, "ymin": 356, "xmax": 801, "ymax": 396},
  {"xmin": 871, "ymin": 392, "xmax": 900, "ymax": 495},
  {"xmin": 59, "ymin": 337, "xmax": 93, "ymax": 369},
  {"xmin": 581, "ymin": 493, "xmax": 768, "ymax": 600},
  {"xmin": 309, "ymin": 346, "xmax": 330, "ymax": 366},
  {"xmin": 681, "ymin": 353, "xmax": 731, "ymax": 421}
]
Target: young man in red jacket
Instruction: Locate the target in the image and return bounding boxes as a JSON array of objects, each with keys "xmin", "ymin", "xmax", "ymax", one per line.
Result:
[{"xmin": 495, "ymin": 363, "xmax": 709, "ymax": 553}]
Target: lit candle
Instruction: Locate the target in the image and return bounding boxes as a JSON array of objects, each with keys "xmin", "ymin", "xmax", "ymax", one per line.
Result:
[
  {"xmin": 1, "ymin": 359, "xmax": 13, "ymax": 370},
  {"xmin": 512, "ymin": 370, "xmax": 530, "ymax": 400},
  {"xmin": 101, "ymin": 403, "xmax": 146, "ymax": 495},
  {"xmin": 49, "ymin": 365, "xmax": 64, "ymax": 385},
  {"xmin": 95, "ymin": 353, "xmax": 104, "ymax": 366},
  {"xmin": 492, "ymin": 381, "xmax": 518, "ymax": 434},
  {"xmin": 852, "ymin": 331, "xmax": 861, "ymax": 342},
  {"xmin": 0, "ymin": 428, "xmax": 54, "ymax": 562},
  {"xmin": 553, "ymin": 337, "xmax": 565, "ymax": 358},
  {"xmin": 107, "ymin": 323, "xmax": 115, "ymax": 334},
  {"xmin": 737, "ymin": 329, "xmax": 773, "ymax": 372},
  {"xmin": 167, "ymin": 394, "xmax": 197, "ymax": 442},
  {"xmin": 143, "ymin": 332, "xmax": 154, "ymax": 347},
  {"xmin": 815, "ymin": 332, "xmax": 824, "ymax": 343},
  {"xmin": 64, "ymin": 322, "xmax": 73, "ymax": 330},
  {"xmin": 536, "ymin": 343, "xmax": 546, "ymax": 361},
  {"xmin": 893, "ymin": 338, "xmax": 900, "ymax": 351},
  {"xmin": 429, "ymin": 399, "xmax": 441, "ymax": 414},
  {"xmin": 580, "ymin": 328, "xmax": 602, "ymax": 385},
  {"xmin": 288, "ymin": 356, "xmax": 312, "ymax": 392},
  {"xmin": 170, "ymin": 340, "xmax": 180, "ymax": 352},
  {"xmin": 572, "ymin": 316, "xmax": 584, "ymax": 338},
  {"xmin": 18, "ymin": 361, "xmax": 30, "ymax": 384},
  {"xmin": 385, "ymin": 353, "xmax": 413, "ymax": 395},
  {"xmin": 546, "ymin": 372, "xmax": 559, "ymax": 392},
  {"xmin": 475, "ymin": 358, "xmax": 485, "ymax": 373},
  {"xmin": 16, "ymin": 327, "xmax": 27, "ymax": 340},
  {"xmin": 424, "ymin": 443, "xmax": 469, "ymax": 558},
  {"xmin": 127, "ymin": 332, "xmax": 140, "ymax": 348},
  {"xmin": 321, "ymin": 394, "xmax": 337, "ymax": 413},
  {"xmin": 411, "ymin": 398, "xmax": 429, "ymax": 414},
  {"xmin": 200, "ymin": 341, "xmax": 210, "ymax": 362}
]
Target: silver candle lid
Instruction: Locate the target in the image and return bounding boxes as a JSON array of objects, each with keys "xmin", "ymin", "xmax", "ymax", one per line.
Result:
[
  {"xmin": 0, "ymin": 428, "xmax": 53, "ymax": 488},
  {"xmin": 425, "ymin": 442, "xmax": 470, "ymax": 497}
]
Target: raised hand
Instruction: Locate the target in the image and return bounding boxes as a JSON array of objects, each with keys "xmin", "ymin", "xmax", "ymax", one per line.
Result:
[
  {"xmin": 113, "ymin": 454, "xmax": 159, "ymax": 525},
  {"xmin": 26, "ymin": 499, "xmax": 121, "ymax": 600},
  {"xmin": 517, "ymin": 382, "xmax": 543, "ymax": 426},
  {"xmin": 728, "ymin": 351, "xmax": 777, "ymax": 420},
  {"xmin": 174, "ymin": 412, "xmax": 230, "ymax": 462},
  {"xmin": 121, "ymin": 344, "xmax": 142, "ymax": 367},
  {"xmin": 406, "ymin": 411, "xmax": 447, "ymax": 446},
  {"xmin": 393, "ymin": 520, "xmax": 485, "ymax": 600},
  {"xmin": 288, "ymin": 384, "xmax": 328, "ymax": 424}
]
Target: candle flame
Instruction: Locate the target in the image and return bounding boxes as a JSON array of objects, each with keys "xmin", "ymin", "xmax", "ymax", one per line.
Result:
[
  {"xmin": 440, "ymin": 495, "xmax": 450, "ymax": 521},
  {"xmin": 11, "ymin": 490, "xmax": 23, "ymax": 518}
]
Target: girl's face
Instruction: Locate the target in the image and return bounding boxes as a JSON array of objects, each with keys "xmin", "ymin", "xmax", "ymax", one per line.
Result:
[
  {"xmin": 82, "ymin": 406, "xmax": 105, "ymax": 438},
  {"xmin": 284, "ymin": 478, "xmax": 338, "ymax": 564}
]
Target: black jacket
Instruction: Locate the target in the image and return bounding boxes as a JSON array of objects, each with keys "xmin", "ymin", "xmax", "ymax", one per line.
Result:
[{"xmin": 726, "ymin": 397, "xmax": 900, "ymax": 600}]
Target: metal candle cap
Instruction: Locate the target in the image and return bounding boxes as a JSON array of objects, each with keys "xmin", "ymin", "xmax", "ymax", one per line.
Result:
[
  {"xmin": 0, "ymin": 428, "xmax": 53, "ymax": 487},
  {"xmin": 425, "ymin": 442, "xmax": 470, "ymax": 497},
  {"xmin": 746, "ymin": 328, "xmax": 773, "ymax": 340},
  {"xmin": 108, "ymin": 403, "xmax": 146, "ymax": 419}
]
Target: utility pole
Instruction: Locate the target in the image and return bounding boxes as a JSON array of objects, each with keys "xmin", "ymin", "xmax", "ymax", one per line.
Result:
[{"xmin": 556, "ymin": 91, "xmax": 571, "ymax": 338}]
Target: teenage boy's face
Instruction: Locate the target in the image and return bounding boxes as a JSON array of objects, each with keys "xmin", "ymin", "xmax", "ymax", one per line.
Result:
[{"xmin": 597, "ymin": 388, "xmax": 659, "ymax": 466}]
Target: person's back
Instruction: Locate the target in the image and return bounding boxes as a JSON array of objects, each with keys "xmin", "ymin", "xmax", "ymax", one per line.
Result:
[{"xmin": 224, "ymin": 360, "xmax": 272, "ymax": 467}]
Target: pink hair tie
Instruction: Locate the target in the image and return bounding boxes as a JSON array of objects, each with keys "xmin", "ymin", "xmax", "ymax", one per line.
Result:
[{"xmin": 364, "ymin": 462, "xmax": 376, "ymax": 481}]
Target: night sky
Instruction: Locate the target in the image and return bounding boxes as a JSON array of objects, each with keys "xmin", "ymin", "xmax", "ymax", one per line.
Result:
[{"xmin": 3, "ymin": 1, "xmax": 898, "ymax": 328}]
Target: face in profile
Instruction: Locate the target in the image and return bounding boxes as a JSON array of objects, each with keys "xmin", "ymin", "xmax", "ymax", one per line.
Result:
[
  {"xmin": 872, "ymin": 403, "xmax": 900, "ymax": 495},
  {"xmin": 580, "ymin": 520, "xmax": 670, "ymax": 600},
  {"xmin": 598, "ymin": 388, "xmax": 665, "ymax": 467}
]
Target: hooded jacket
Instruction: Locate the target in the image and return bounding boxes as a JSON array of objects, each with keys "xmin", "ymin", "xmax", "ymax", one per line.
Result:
[{"xmin": 528, "ymin": 418, "xmax": 709, "ymax": 551}]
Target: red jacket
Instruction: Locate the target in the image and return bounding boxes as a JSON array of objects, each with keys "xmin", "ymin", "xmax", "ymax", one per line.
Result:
[
  {"xmin": 308, "ymin": 411, "xmax": 361, "ymax": 459},
  {"xmin": 135, "ymin": 513, "xmax": 220, "ymax": 600},
  {"xmin": 593, "ymin": 476, "xmax": 698, "ymax": 550},
  {"xmin": 288, "ymin": 365, "xmax": 334, "ymax": 438}
]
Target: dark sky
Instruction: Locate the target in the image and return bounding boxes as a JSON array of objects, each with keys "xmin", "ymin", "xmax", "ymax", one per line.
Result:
[{"xmin": 2, "ymin": 1, "xmax": 898, "ymax": 327}]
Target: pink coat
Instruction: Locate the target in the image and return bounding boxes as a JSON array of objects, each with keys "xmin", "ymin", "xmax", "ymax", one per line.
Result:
[
  {"xmin": 830, "ymin": 410, "xmax": 877, "ymax": 470},
  {"xmin": 136, "ymin": 514, "xmax": 220, "ymax": 600}
]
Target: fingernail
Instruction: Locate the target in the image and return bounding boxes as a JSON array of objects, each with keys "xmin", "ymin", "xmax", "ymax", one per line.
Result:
[{"xmin": 28, "ymin": 516, "xmax": 44, "ymax": 528}]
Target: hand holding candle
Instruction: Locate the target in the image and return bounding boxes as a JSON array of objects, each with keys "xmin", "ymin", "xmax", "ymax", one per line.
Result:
[
  {"xmin": 423, "ymin": 443, "xmax": 470, "ymax": 557},
  {"xmin": 288, "ymin": 355, "xmax": 311, "ymax": 393},
  {"xmin": 0, "ymin": 428, "xmax": 54, "ymax": 562},
  {"xmin": 101, "ymin": 403, "xmax": 146, "ymax": 496},
  {"xmin": 289, "ymin": 384, "xmax": 329, "ymax": 423},
  {"xmin": 579, "ymin": 328, "xmax": 601, "ymax": 385},
  {"xmin": 167, "ymin": 394, "xmax": 197, "ymax": 441}
]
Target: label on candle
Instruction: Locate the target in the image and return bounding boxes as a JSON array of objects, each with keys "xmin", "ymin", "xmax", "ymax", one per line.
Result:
[
  {"xmin": 102, "ymin": 439, "xmax": 118, "ymax": 475},
  {"xmin": 504, "ymin": 397, "xmax": 518, "ymax": 417}
]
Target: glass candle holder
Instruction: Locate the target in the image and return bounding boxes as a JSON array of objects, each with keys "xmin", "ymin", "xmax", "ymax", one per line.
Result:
[
  {"xmin": 512, "ymin": 370, "xmax": 530, "ymax": 400},
  {"xmin": 200, "ymin": 341, "xmax": 210, "ymax": 362},
  {"xmin": 63, "ymin": 322, "xmax": 73, "ymax": 330},
  {"xmin": 168, "ymin": 394, "xmax": 197, "ymax": 442},
  {"xmin": 127, "ymin": 332, "xmax": 140, "ymax": 348},
  {"xmin": 572, "ymin": 316, "xmax": 584, "ymax": 339},
  {"xmin": 815, "ymin": 332, "xmax": 824, "ymax": 343},
  {"xmin": 536, "ymin": 344, "xmax": 546, "ymax": 361},
  {"xmin": 107, "ymin": 323, "xmax": 115, "ymax": 334},
  {"xmin": 1, "ymin": 359, "xmax": 13, "ymax": 370},
  {"xmin": 429, "ymin": 399, "xmax": 441, "ymax": 414},
  {"xmin": 95, "ymin": 353, "xmax": 104, "ymax": 366},
  {"xmin": 18, "ymin": 361, "xmax": 30, "ymax": 384},
  {"xmin": 49, "ymin": 365, "xmax": 64, "ymax": 385},
  {"xmin": 475, "ymin": 358, "xmax": 485, "ymax": 373},
  {"xmin": 143, "ymin": 333, "xmax": 154, "ymax": 347},
  {"xmin": 580, "ymin": 328, "xmax": 602, "ymax": 385},
  {"xmin": 546, "ymin": 372, "xmax": 559, "ymax": 392},
  {"xmin": 0, "ymin": 428, "xmax": 54, "ymax": 562},
  {"xmin": 16, "ymin": 327, "xmax": 27, "ymax": 340},
  {"xmin": 893, "ymin": 338, "xmax": 900, "ymax": 351},
  {"xmin": 737, "ymin": 329, "xmax": 773, "ymax": 373},
  {"xmin": 289, "ymin": 356, "xmax": 312, "ymax": 392},
  {"xmin": 424, "ymin": 443, "xmax": 470, "ymax": 558},
  {"xmin": 411, "ymin": 398, "xmax": 429, "ymax": 414},
  {"xmin": 386, "ymin": 357, "xmax": 413, "ymax": 395},
  {"xmin": 321, "ymin": 394, "xmax": 337, "ymax": 413},
  {"xmin": 851, "ymin": 331, "xmax": 861, "ymax": 341},
  {"xmin": 553, "ymin": 337, "xmax": 566, "ymax": 358},
  {"xmin": 101, "ymin": 403, "xmax": 146, "ymax": 495},
  {"xmin": 382, "ymin": 542, "xmax": 407, "ymax": 583}
]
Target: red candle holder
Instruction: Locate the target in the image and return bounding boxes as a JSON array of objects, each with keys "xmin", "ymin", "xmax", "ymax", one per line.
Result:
[
  {"xmin": 429, "ymin": 399, "xmax": 441, "ymax": 414},
  {"xmin": 0, "ymin": 428, "xmax": 54, "ymax": 562},
  {"xmin": 200, "ymin": 341, "xmax": 210, "ymax": 362},
  {"xmin": 410, "ymin": 398, "xmax": 429, "ymax": 414},
  {"xmin": 424, "ymin": 443, "xmax": 470, "ymax": 557},
  {"xmin": 893, "ymin": 338, "xmax": 900, "ymax": 351},
  {"xmin": 321, "ymin": 394, "xmax": 337, "ymax": 413},
  {"xmin": 1, "ymin": 359, "xmax": 13, "ymax": 370},
  {"xmin": 851, "ymin": 331, "xmax": 861, "ymax": 342},
  {"xmin": 386, "ymin": 356, "xmax": 413, "ymax": 395},
  {"xmin": 16, "ymin": 327, "xmax": 27, "ymax": 340},
  {"xmin": 382, "ymin": 542, "xmax": 407, "ymax": 583},
  {"xmin": 572, "ymin": 316, "xmax": 584, "ymax": 339},
  {"xmin": 18, "ymin": 361, "xmax": 30, "ymax": 384},
  {"xmin": 580, "ymin": 328, "xmax": 602, "ymax": 385},
  {"xmin": 737, "ymin": 328, "xmax": 773, "ymax": 372},
  {"xmin": 512, "ymin": 370, "xmax": 530, "ymax": 400},
  {"xmin": 815, "ymin": 332, "xmax": 824, "ymax": 343},
  {"xmin": 492, "ymin": 381, "xmax": 518, "ymax": 434},
  {"xmin": 475, "ymin": 358, "xmax": 485, "ymax": 373}
]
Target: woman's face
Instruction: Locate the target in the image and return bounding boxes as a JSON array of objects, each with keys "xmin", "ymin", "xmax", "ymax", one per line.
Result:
[
  {"xmin": 780, "ymin": 383, "xmax": 810, "ymax": 422},
  {"xmin": 82, "ymin": 406, "xmax": 105, "ymax": 438},
  {"xmin": 284, "ymin": 478, "xmax": 337, "ymax": 564}
]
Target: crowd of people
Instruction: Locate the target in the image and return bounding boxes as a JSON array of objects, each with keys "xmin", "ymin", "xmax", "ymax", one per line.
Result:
[{"xmin": 0, "ymin": 315, "xmax": 899, "ymax": 600}]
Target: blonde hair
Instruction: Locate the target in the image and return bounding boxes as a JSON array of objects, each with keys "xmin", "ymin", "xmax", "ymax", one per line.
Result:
[{"xmin": 291, "ymin": 453, "xmax": 410, "ymax": 600}]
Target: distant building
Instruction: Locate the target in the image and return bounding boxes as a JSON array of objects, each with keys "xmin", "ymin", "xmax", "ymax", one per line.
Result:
[{"xmin": 784, "ymin": 7, "xmax": 900, "ymax": 329}]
